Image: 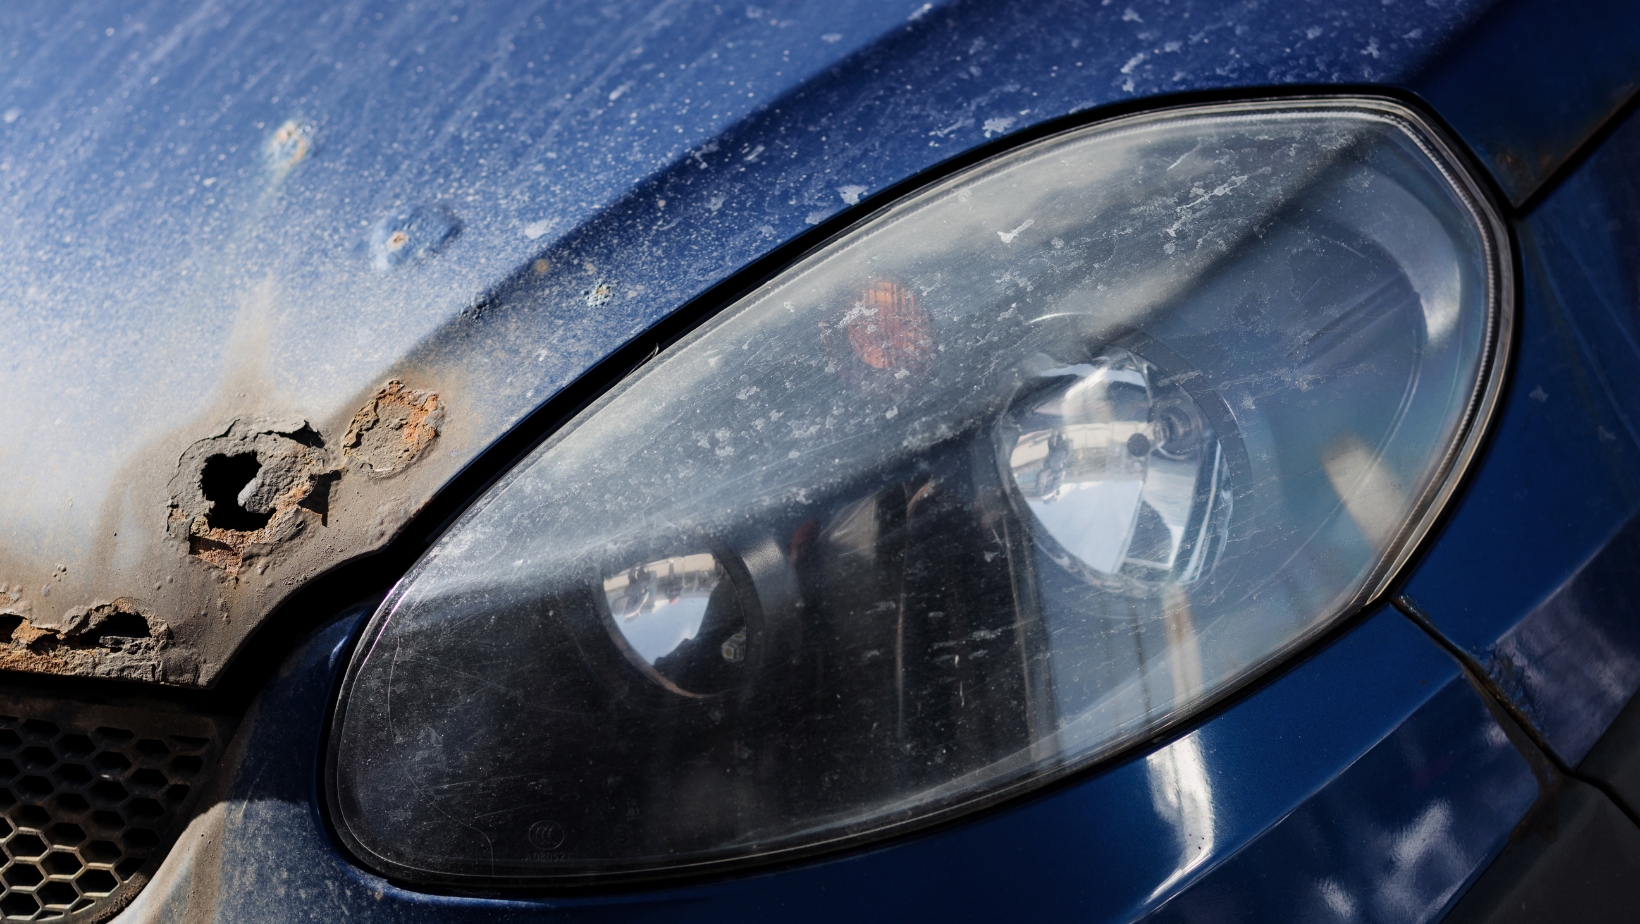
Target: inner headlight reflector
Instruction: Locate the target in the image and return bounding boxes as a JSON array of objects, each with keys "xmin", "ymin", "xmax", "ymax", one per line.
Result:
[
  {"xmin": 330, "ymin": 98, "xmax": 1508, "ymax": 884},
  {"xmin": 1002, "ymin": 346, "xmax": 1231, "ymax": 589}
]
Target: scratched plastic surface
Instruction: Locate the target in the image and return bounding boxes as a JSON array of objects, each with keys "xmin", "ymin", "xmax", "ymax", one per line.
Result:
[
  {"xmin": 126, "ymin": 608, "xmax": 1539, "ymax": 923},
  {"xmin": 1399, "ymin": 103, "xmax": 1640, "ymax": 766},
  {"xmin": 8, "ymin": 0, "xmax": 1640, "ymax": 683},
  {"xmin": 331, "ymin": 101, "xmax": 1501, "ymax": 883}
]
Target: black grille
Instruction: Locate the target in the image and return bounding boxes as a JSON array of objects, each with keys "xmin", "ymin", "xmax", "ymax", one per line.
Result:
[{"xmin": 0, "ymin": 696, "xmax": 227, "ymax": 922}]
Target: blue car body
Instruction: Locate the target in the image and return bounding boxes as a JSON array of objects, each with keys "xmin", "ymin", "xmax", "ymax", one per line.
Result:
[{"xmin": 2, "ymin": 0, "xmax": 1640, "ymax": 920}]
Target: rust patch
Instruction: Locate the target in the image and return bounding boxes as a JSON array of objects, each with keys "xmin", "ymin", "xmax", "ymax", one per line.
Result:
[
  {"xmin": 343, "ymin": 380, "xmax": 444, "ymax": 478},
  {"xmin": 0, "ymin": 599, "xmax": 179, "ymax": 682},
  {"xmin": 584, "ymin": 281, "xmax": 615, "ymax": 307},
  {"xmin": 167, "ymin": 418, "xmax": 339, "ymax": 576},
  {"xmin": 266, "ymin": 118, "xmax": 314, "ymax": 169}
]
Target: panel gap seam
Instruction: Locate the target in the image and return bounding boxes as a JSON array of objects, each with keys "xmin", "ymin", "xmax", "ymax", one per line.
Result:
[{"xmin": 1391, "ymin": 595, "xmax": 1640, "ymax": 829}]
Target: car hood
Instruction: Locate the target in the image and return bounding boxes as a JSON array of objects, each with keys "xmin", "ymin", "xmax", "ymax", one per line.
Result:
[{"xmin": 0, "ymin": 0, "xmax": 1633, "ymax": 686}]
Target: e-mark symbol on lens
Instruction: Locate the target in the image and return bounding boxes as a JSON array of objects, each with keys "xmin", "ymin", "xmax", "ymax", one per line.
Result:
[{"xmin": 528, "ymin": 820, "xmax": 566, "ymax": 850}]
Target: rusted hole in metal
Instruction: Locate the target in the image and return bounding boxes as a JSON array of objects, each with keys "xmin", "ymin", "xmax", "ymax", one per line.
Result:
[
  {"xmin": 77, "ymin": 613, "xmax": 149, "ymax": 649},
  {"xmin": 169, "ymin": 418, "xmax": 340, "ymax": 579},
  {"xmin": 199, "ymin": 454, "xmax": 270, "ymax": 532}
]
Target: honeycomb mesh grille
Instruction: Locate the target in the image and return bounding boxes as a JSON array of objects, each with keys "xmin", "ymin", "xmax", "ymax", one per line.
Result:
[{"xmin": 0, "ymin": 697, "xmax": 227, "ymax": 923}]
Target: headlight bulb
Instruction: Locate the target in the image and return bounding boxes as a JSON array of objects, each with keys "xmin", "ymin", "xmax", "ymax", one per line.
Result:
[{"xmin": 1001, "ymin": 347, "xmax": 1230, "ymax": 592}]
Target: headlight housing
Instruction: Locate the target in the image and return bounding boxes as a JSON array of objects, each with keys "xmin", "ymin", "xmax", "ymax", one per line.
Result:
[{"xmin": 329, "ymin": 98, "xmax": 1509, "ymax": 884}]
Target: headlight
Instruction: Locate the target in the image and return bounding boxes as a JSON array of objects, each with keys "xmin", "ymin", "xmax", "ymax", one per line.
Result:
[{"xmin": 329, "ymin": 98, "xmax": 1509, "ymax": 884}]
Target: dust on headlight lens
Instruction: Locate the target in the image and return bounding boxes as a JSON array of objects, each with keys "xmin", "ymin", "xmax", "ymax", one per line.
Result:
[{"xmin": 330, "ymin": 98, "xmax": 1508, "ymax": 884}]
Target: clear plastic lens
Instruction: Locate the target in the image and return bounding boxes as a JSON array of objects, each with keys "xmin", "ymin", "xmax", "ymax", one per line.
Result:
[{"xmin": 331, "ymin": 99, "xmax": 1505, "ymax": 883}]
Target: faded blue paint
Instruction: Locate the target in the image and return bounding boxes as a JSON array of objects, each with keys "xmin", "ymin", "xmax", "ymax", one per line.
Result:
[{"xmin": 124, "ymin": 607, "xmax": 1540, "ymax": 923}]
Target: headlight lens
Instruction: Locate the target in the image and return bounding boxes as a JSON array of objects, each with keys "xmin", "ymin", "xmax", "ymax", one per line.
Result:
[{"xmin": 330, "ymin": 98, "xmax": 1508, "ymax": 884}]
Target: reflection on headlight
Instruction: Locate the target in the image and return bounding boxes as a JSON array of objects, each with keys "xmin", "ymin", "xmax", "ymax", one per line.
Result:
[{"xmin": 602, "ymin": 553, "xmax": 746, "ymax": 696}]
